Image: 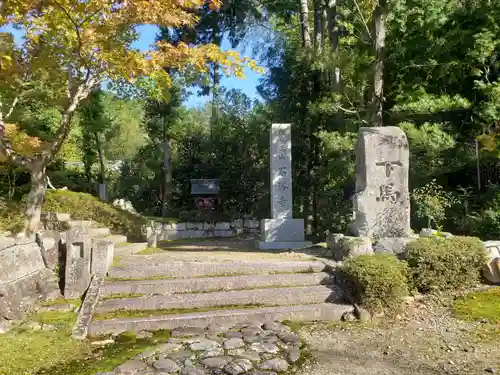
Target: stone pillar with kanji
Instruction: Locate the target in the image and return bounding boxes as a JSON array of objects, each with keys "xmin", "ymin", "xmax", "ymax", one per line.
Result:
[
  {"xmin": 350, "ymin": 127, "xmax": 411, "ymax": 238},
  {"xmin": 256, "ymin": 123, "xmax": 312, "ymax": 250}
]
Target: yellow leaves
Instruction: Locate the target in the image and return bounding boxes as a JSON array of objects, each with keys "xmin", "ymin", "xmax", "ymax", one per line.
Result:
[
  {"xmin": 1, "ymin": 0, "xmax": 261, "ymax": 108},
  {"xmin": 477, "ymin": 132, "xmax": 500, "ymax": 155},
  {"xmin": 0, "ymin": 124, "xmax": 42, "ymax": 163}
]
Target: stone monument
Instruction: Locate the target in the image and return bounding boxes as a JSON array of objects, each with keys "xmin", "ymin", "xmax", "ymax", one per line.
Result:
[
  {"xmin": 350, "ymin": 126, "xmax": 411, "ymax": 238},
  {"xmin": 256, "ymin": 123, "xmax": 312, "ymax": 250},
  {"xmin": 64, "ymin": 226, "xmax": 92, "ymax": 298}
]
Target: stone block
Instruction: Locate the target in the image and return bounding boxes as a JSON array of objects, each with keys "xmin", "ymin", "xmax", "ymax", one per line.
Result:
[
  {"xmin": 373, "ymin": 237, "xmax": 416, "ymax": 258},
  {"xmin": 244, "ymin": 219, "xmax": 259, "ymax": 229},
  {"xmin": 215, "ymin": 230, "xmax": 233, "ymax": 238},
  {"xmin": 91, "ymin": 239, "xmax": 114, "ymax": 276},
  {"xmin": 0, "ymin": 237, "xmax": 16, "ymax": 251},
  {"xmin": 176, "ymin": 223, "xmax": 187, "ymax": 231},
  {"xmin": 0, "ymin": 242, "xmax": 45, "ymax": 283},
  {"xmin": 64, "ymin": 226, "xmax": 92, "ymax": 298},
  {"xmin": 0, "ymin": 268, "xmax": 60, "ymax": 320},
  {"xmin": 327, "ymin": 235, "xmax": 373, "ymax": 261},
  {"xmin": 350, "ymin": 127, "xmax": 411, "ymax": 238},
  {"xmin": 194, "ymin": 230, "xmax": 205, "ymax": 238},
  {"xmin": 260, "ymin": 219, "xmax": 305, "ymax": 242},
  {"xmin": 230, "ymin": 219, "xmax": 243, "ymax": 228},
  {"xmin": 162, "ymin": 229, "xmax": 180, "ymax": 241},
  {"xmin": 215, "ymin": 222, "xmax": 231, "ymax": 230},
  {"xmin": 186, "ymin": 222, "xmax": 201, "ymax": 230},
  {"xmin": 483, "ymin": 258, "xmax": 500, "ymax": 285},
  {"xmin": 203, "ymin": 222, "xmax": 215, "ymax": 230},
  {"xmin": 181, "ymin": 230, "xmax": 196, "ymax": 239}
]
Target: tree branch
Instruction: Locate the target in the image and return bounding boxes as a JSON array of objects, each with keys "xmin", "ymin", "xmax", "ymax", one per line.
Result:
[{"xmin": 353, "ymin": 0, "xmax": 371, "ymax": 38}]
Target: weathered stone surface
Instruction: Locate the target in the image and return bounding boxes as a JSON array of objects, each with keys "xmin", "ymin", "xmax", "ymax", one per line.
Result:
[
  {"xmin": 250, "ymin": 342, "xmax": 279, "ymax": 354},
  {"xmin": 350, "ymin": 127, "xmax": 411, "ymax": 239},
  {"xmin": 168, "ymin": 350, "xmax": 196, "ymax": 362},
  {"xmin": 373, "ymin": 237, "xmax": 416, "ymax": 258},
  {"xmin": 244, "ymin": 219, "xmax": 260, "ymax": 229},
  {"xmin": 200, "ymin": 356, "xmax": 233, "ymax": 369},
  {"xmin": 286, "ymin": 348, "xmax": 301, "ymax": 363},
  {"xmin": 231, "ymin": 220, "xmax": 243, "ymax": 228},
  {"xmin": 172, "ymin": 327, "xmax": 206, "ymax": 337},
  {"xmin": 224, "ymin": 337, "xmax": 245, "ymax": 349},
  {"xmin": 64, "ymin": 226, "xmax": 92, "ymax": 298},
  {"xmin": 483, "ymin": 242, "xmax": 500, "ymax": 284},
  {"xmin": 262, "ymin": 322, "xmax": 291, "ymax": 332},
  {"xmin": 259, "ymin": 358, "xmax": 289, "ymax": 372},
  {"xmin": 225, "ymin": 331, "xmax": 243, "ymax": 338},
  {"xmin": 153, "ymin": 358, "xmax": 179, "ymax": 372},
  {"xmin": 156, "ymin": 342, "xmax": 183, "ymax": 353},
  {"xmin": 0, "ymin": 241, "xmax": 45, "ymax": 283},
  {"xmin": 230, "ymin": 350, "xmax": 261, "ymax": 362},
  {"xmin": 91, "ymin": 239, "xmax": 114, "ymax": 276},
  {"xmin": 326, "ymin": 234, "xmax": 373, "ymax": 261},
  {"xmin": 241, "ymin": 326, "xmax": 263, "ymax": 336},
  {"xmin": 72, "ymin": 275, "xmax": 104, "ymax": 340},
  {"xmin": 199, "ymin": 348, "xmax": 224, "ymax": 358},
  {"xmin": 181, "ymin": 366, "xmax": 207, "ymax": 375},
  {"xmin": 277, "ymin": 332, "xmax": 300, "ymax": 345},
  {"xmin": 0, "ymin": 267, "xmax": 60, "ymax": 320},
  {"xmin": 225, "ymin": 359, "xmax": 253, "ymax": 374},
  {"xmin": 115, "ymin": 359, "xmax": 147, "ymax": 375},
  {"xmin": 190, "ymin": 339, "xmax": 220, "ymax": 351}
]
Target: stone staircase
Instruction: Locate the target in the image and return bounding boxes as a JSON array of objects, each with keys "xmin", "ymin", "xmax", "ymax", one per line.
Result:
[{"xmin": 87, "ymin": 253, "xmax": 353, "ymax": 337}]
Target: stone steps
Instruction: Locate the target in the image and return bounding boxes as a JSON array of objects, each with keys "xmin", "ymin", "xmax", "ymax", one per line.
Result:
[
  {"xmin": 114, "ymin": 242, "xmax": 149, "ymax": 256},
  {"xmin": 93, "ymin": 234, "xmax": 128, "ymax": 246},
  {"xmin": 108, "ymin": 260, "xmax": 326, "ymax": 279},
  {"xmin": 96, "ymin": 285, "xmax": 343, "ymax": 314},
  {"xmin": 102, "ymin": 272, "xmax": 335, "ymax": 296},
  {"xmin": 88, "ymin": 227, "xmax": 111, "ymax": 238},
  {"xmin": 67, "ymin": 220, "xmax": 94, "ymax": 228},
  {"xmin": 88, "ymin": 303, "xmax": 352, "ymax": 336}
]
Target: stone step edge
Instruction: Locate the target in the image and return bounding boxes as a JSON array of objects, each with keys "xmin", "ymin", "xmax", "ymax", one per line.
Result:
[
  {"xmin": 108, "ymin": 261, "xmax": 326, "ymax": 279},
  {"xmin": 96, "ymin": 284, "xmax": 344, "ymax": 313},
  {"xmin": 114, "ymin": 242, "xmax": 149, "ymax": 255},
  {"xmin": 88, "ymin": 303, "xmax": 353, "ymax": 336},
  {"xmin": 101, "ymin": 272, "xmax": 336, "ymax": 297}
]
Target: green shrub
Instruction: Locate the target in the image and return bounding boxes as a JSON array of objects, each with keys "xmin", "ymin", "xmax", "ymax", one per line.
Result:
[
  {"xmin": 341, "ymin": 253, "xmax": 409, "ymax": 313},
  {"xmin": 43, "ymin": 190, "xmax": 149, "ymax": 240},
  {"xmin": 405, "ymin": 236, "xmax": 487, "ymax": 293}
]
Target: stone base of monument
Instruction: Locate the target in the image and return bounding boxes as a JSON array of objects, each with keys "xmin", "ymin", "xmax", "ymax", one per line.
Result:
[{"xmin": 255, "ymin": 218, "xmax": 312, "ymax": 250}]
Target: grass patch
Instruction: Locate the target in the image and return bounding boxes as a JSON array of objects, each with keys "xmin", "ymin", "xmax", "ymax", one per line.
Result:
[
  {"xmin": 452, "ymin": 287, "xmax": 500, "ymax": 323},
  {"xmin": 40, "ymin": 298, "xmax": 82, "ymax": 308},
  {"xmin": 0, "ymin": 304, "xmax": 172, "ymax": 375},
  {"xmin": 143, "ymin": 216, "xmax": 178, "ymax": 224},
  {"xmin": 138, "ymin": 247, "xmax": 163, "ymax": 255},
  {"xmin": 93, "ymin": 304, "xmax": 270, "ymax": 320},
  {"xmin": 101, "ymin": 293, "xmax": 144, "ymax": 301}
]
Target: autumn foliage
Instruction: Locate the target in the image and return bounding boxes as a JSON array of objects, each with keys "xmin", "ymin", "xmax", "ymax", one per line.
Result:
[{"xmin": 0, "ymin": 124, "xmax": 41, "ymax": 162}]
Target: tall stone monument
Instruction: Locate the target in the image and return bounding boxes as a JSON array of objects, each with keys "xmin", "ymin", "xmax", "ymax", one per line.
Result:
[
  {"xmin": 350, "ymin": 127, "xmax": 411, "ymax": 238},
  {"xmin": 256, "ymin": 123, "xmax": 312, "ymax": 250}
]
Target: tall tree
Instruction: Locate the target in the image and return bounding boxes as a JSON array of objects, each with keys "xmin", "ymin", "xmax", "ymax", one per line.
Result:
[{"xmin": 0, "ymin": 0, "xmax": 255, "ymax": 235}]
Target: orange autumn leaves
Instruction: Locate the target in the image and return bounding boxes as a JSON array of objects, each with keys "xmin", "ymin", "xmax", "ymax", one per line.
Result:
[{"xmin": 0, "ymin": 124, "xmax": 42, "ymax": 163}]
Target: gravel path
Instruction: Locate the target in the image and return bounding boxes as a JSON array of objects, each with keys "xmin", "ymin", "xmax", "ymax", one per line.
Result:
[{"xmin": 295, "ymin": 297, "xmax": 500, "ymax": 375}]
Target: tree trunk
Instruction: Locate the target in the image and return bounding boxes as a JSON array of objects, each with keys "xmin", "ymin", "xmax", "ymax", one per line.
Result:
[
  {"xmin": 370, "ymin": 0, "xmax": 387, "ymax": 127},
  {"xmin": 161, "ymin": 139, "xmax": 173, "ymax": 217},
  {"xmin": 24, "ymin": 164, "xmax": 47, "ymax": 237},
  {"xmin": 314, "ymin": 0, "xmax": 323, "ymax": 52},
  {"xmin": 300, "ymin": 0, "xmax": 312, "ymax": 49},
  {"xmin": 94, "ymin": 132, "xmax": 106, "ymax": 184}
]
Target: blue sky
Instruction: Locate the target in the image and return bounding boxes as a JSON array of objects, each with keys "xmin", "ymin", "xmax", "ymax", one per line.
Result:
[{"xmin": 2, "ymin": 24, "xmax": 263, "ymax": 108}]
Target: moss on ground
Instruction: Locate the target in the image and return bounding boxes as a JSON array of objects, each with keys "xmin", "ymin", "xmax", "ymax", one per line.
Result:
[
  {"xmin": 452, "ymin": 287, "xmax": 500, "ymax": 322},
  {"xmin": 138, "ymin": 247, "xmax": 162, "ymax": 254},
  {"xmin": 0, "ymin": 302, "xmax": 171, "ymax": 375},
  {"xmin": 101, "ymin": 293, "xmax": 144, "ymax": 301}
]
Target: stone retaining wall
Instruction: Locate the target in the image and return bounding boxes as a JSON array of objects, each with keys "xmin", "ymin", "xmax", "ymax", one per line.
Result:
[
  {"xmin": 151, "ymin": 219, "xmax": 261, "ymax": 241},
  {"xmin": 0, "ymin": 237, "xmax": 60, "ymax": 320}
]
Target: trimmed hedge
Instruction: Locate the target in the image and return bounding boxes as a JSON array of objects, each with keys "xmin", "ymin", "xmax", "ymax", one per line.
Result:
[
  {"xmin": 342, "ymin": 253, "xmax": 409, "ymax": 313},
  {"xmin": 405, "ymin": 236, "xmax": 487, "ymax": 293}
]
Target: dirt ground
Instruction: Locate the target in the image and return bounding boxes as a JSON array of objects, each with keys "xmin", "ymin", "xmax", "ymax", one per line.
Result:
[{"xmin": 296, "ymin": 296, "xmax": 500, "ymax": 375}]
